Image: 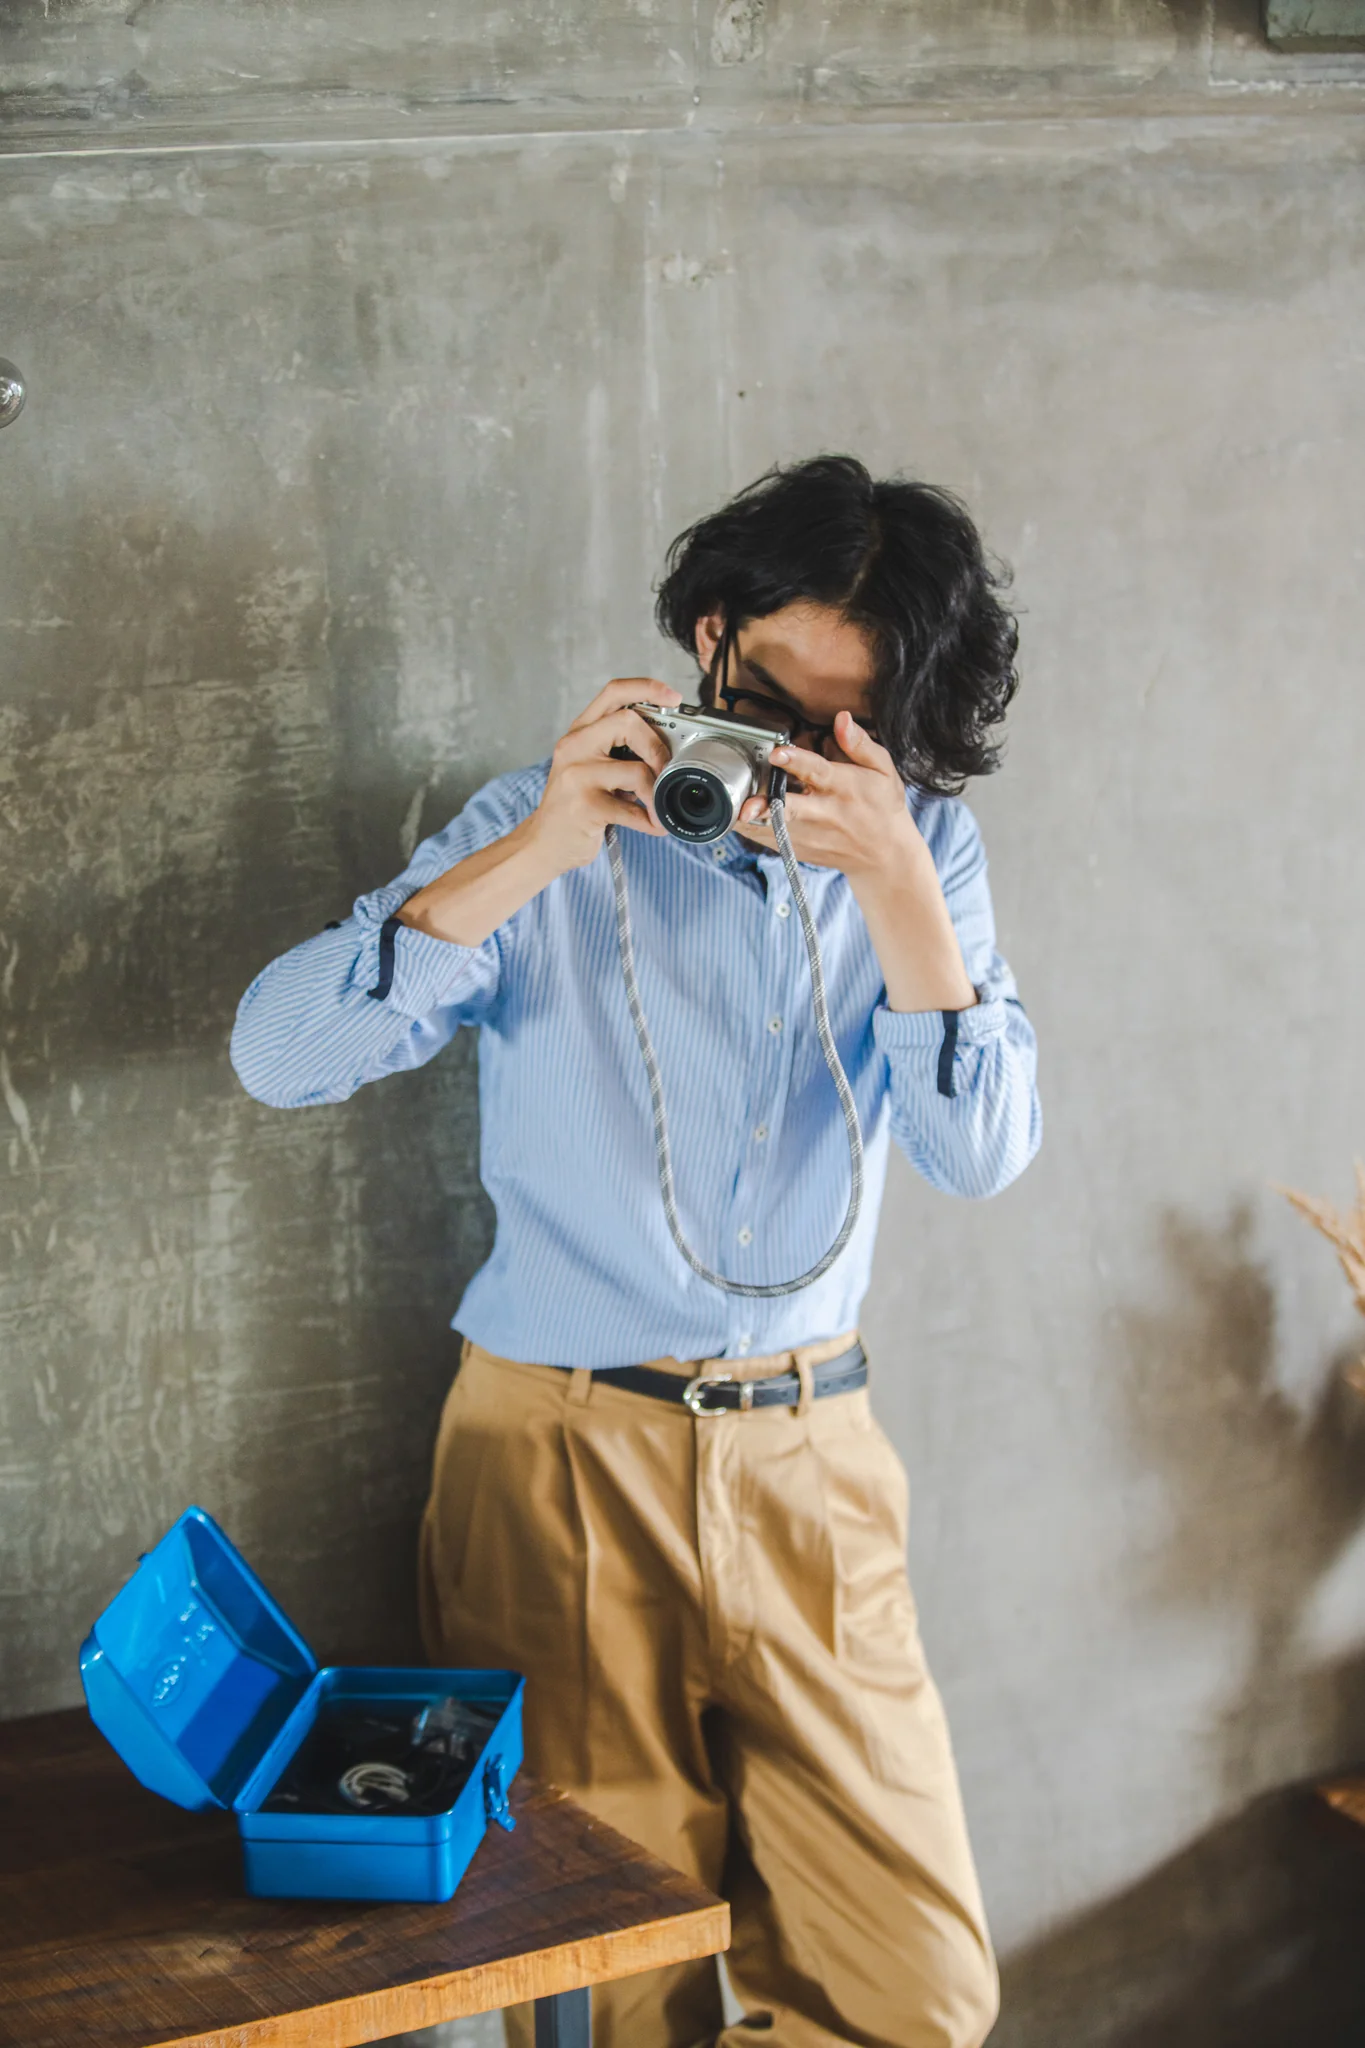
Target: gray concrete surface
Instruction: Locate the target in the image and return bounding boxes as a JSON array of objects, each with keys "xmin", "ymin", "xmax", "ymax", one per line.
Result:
[
  {"xmin": 1267, "ymin": 0, "xmax": 1365, "ymax": 48},
  {"xmin": 4, "ymin": 0, "xmax": 1365, "ymax": 150},
  {"xmin": 3, "ymin": 6, "xmax": 1365, "ymax": 2043}
]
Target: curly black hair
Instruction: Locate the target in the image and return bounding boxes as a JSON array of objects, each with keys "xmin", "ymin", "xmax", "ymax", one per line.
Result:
[{"xmin": 654, "ymin": 455, "xmax": 1019, "ymax": 796}]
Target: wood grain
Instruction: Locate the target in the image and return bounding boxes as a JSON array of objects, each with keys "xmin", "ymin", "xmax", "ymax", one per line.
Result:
[
  {"xmin": 1319, "ymin": 1775, "xmax": 1365, "ymax": 1833},
  {"xmin": 0, "ymin": 1710, "xmax": 728, "ymax": 2048}
]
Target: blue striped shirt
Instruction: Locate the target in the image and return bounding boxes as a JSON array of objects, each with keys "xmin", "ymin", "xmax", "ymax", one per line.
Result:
[{"xmin": 230, "ymin": 764, "xmax": 1040, "ymax": 1368}]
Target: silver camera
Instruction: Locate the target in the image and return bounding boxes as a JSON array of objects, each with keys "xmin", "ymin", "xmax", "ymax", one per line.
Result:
[{"xmin": 632, "ymin": 701, "xmax": 790, "ymax": 843}]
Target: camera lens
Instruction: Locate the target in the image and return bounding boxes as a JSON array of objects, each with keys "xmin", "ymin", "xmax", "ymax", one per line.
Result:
[
  {"xmin": 676, "ymin": 780, "xmax": 720, "ymax": 824},
  {"xmin": 654, "ymin": 768, "xmax": 730, "ymax": 842},
  {"xmin": 653, "ymin": 735, "xmax": 758, "ymax": 843}
]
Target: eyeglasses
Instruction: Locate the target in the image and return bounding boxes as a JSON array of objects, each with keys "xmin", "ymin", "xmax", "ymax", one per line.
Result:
[{"xmin": 708, "ymin": 619, "xmax": 877, "ymax": 753}]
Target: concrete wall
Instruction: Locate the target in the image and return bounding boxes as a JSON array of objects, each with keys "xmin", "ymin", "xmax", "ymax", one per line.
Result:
[{"xmin": 3, "ymin": 5, "xmax": 1365, "ymax": 2042}]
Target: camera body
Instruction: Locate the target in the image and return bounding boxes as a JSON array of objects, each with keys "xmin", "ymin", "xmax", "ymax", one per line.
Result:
[{"xmin": 633, "ymin": 700, "xmax": 790, "ymax": 843}]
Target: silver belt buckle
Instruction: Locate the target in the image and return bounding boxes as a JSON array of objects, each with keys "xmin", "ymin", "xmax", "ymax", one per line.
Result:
[{"xmin": 683, "ymin": 1371, "xmax": 756, "ymax": 1416}]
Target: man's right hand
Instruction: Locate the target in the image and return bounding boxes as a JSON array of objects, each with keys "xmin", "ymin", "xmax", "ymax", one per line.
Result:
[
  {"xmin": 526, "ymin": 679, "xmax": 681, "ymax": 874},
  {"xmin": 396, "ymin": 679, "xmax": 683, "ymax": 949}
]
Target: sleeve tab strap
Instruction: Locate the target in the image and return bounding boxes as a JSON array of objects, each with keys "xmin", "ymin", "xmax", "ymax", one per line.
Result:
[
  {"xmin": 936, "ymin": 1009, "xmax": 960, "ymax": 1099},
  {"xmin": 367, "ymin": 914, "xmax": 403, "ymax": 1001}
]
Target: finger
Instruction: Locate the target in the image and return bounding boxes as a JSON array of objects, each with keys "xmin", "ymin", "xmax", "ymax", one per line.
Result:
[
  {"xmin": 769, "ymin": 742, "xmax": 843, "ymax": 793},
  {"xmin": 556, "ymin": 755, "xmax": 657, "ymax": 822},
  {"xmin": 607, "ymin": 706, "xmax": 673, "ymax": 776},
  {"xmin": 834, "ymin": 708, "xmax": 898, "ymax": 775},
  {"xmin": 610, "ymin": 795, "xmax": 666, "ymax": 836},
  {"xmin": 598, "ymin": 764, "xmax": 667, "ymax": 835},
  {"xmin": 569, "ymin": 677, "xmax": 682, "ymax": 732},
  {"xmin": 568, "ymin": 677, "xmax": 683, "ymax": 734},
  {"xmin": 745, "ymin": 784, "xmax": 825, "ymax": 824},
  {"xmin": 741, "ymin": 786, "xmax": 829, "ymax": 826},
  {"xmin": 557, "ymin": 707, "xmax": 671, "ymax": 776},
  {"xmin": 775, "ymin": 789, "xmax": 836, "ymax": 828},
  {"xmin": 587, "ymin": 756, "xmax": 660, "ymax": 817}
]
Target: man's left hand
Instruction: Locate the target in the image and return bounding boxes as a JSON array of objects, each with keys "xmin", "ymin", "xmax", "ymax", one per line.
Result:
[
  {"xmin": 737, "ymin": 709, "xmax": 924, "ymax": 883},
  {"xmin": 738, "ymin": 709, "xmax": 977, "ymax": 1012}
]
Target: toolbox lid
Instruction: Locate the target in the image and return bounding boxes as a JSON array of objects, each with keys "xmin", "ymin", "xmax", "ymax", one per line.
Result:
[{"xmin": 79, "ymin": 1506, "xmax": 317, "ymax": 1813}]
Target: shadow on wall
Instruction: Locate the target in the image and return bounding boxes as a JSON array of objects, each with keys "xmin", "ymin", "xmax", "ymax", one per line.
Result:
[
  {"xmin": 1120, "ymin": 1206, "xmax": 1365, "ymax": 1802},
  {"xmin": 995, "ymin": 1791, "xmax": 1365, "ymax": 2048},
  {"xmin": 0, "ymin": 491, "xmax": 497, "ymax": 1704},
  {"xmin": 997, "ymin": 1207, "xmax": 1365, "ymax": 2046},
  {"xmin": 1, "ymin": 492, "xmax": 484, "ymax": 1066}
]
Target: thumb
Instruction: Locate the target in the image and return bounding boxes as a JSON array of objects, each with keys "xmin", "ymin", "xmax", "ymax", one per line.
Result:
[{"xmin": 836, "ymin": 708, "xmax": 882, "ymax": 758}]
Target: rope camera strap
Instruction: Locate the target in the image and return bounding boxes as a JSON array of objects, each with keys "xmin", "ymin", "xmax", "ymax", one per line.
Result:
[{"xmin": 605, "ymin": 788, "xmax": 864, "ymax": 1299}]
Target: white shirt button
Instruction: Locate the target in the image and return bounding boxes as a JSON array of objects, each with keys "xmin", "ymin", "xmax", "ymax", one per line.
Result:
[
  {"xmin": 753, "ymin": 1124, "xmax": 768, "ymax": 1143},
  {"xmin": 737, "ymin": 1225, "xmax": 753, "ymax": 1246},
  {"xmin": 775, "ymin": 901, "xmax": 791, "ymax": 919},
  {"xmin": 767, "ymin": 1015, "xmax": 783, "ymax": 1035},
  {"xmin": 736, "ymin": 1335, "xmax": 752, "ymax": 1356},
  {"xmin": 712, "ymin": 843, "xmax": 727, "ymax": 860}
]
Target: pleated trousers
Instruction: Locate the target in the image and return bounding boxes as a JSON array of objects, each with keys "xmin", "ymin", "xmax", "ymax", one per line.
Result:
[{"xmin": 418, "ymin": 1335, "xmax": 998, "ymax": 2048}]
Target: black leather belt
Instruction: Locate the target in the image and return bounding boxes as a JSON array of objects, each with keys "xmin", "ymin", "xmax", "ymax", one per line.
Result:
[{"xmin": 572, "ymin": 1340, "xmax": 867, "ymax": 1416}]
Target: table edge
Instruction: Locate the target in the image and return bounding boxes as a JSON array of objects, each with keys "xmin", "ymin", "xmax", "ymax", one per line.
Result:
[{"xmin": 133, "ymin": 1900, "xmax": 731, "ymax": 2048}]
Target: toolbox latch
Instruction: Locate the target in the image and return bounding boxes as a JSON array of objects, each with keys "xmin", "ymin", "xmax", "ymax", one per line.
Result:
[{"xmin": 483, "ymin": 1754, "xmax": 516, "ymax": 1832}]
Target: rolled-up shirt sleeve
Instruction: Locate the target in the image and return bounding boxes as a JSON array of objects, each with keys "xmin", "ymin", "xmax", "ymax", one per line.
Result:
[
  {"xmin": 874, "ymin": 797, "xmax": 1041, "ymax": 1198},
  {"xmin": 230, "ymin": 763, "xmax": 546, "ymax": 1109}
]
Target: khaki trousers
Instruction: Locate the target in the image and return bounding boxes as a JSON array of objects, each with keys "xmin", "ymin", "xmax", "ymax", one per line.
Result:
[{"xmin": 418, "ymin": 1336, "xmax": 998, "ymax": 2048}]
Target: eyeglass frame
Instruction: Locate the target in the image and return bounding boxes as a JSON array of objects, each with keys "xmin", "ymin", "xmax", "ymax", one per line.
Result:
[{"xmin": 705, "ymin": 615, "xmax": 879, "ymax": 754}]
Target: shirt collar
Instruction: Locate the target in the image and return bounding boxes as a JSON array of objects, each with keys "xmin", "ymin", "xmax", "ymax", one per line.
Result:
[
  {"xmin": 673, "ymin": 828, "xmax": 845, "ymax": 883},
  {"xmin": 672, "ymin": 829, "xmax": 762, "ymax": 874}
]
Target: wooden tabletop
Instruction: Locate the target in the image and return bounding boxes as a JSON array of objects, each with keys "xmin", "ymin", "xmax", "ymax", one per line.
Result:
[{"xmin": 0, "ymin": 1709, "xmax": 729, "ymax": 2048}]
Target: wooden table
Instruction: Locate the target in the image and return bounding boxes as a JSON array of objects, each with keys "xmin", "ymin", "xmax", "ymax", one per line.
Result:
[{"xmin": 0, "ymin": 1710, "xmax": 729, "ymax": 2048}]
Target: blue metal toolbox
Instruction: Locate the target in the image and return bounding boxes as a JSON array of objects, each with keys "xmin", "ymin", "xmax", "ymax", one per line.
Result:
[{"xmin": 79, "ymin": 1505, "xmax": 524, "ymax": 1902}]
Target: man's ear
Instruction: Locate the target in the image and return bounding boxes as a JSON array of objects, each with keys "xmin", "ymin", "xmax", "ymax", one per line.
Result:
[{"xmin": 693, "ymin": 610, "xmax": 725, "ymax": 671}]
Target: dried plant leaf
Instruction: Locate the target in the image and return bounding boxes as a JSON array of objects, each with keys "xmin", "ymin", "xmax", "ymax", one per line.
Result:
[{"xmin": 1278, "ymin": 1165, "xmax": 1365, "ymax": 1395}]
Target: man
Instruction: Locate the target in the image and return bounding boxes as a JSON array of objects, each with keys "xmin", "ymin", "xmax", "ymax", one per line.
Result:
[{"xmin": 232, "ymin": 455, "xmax": 1040, "ymax": 2048}]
